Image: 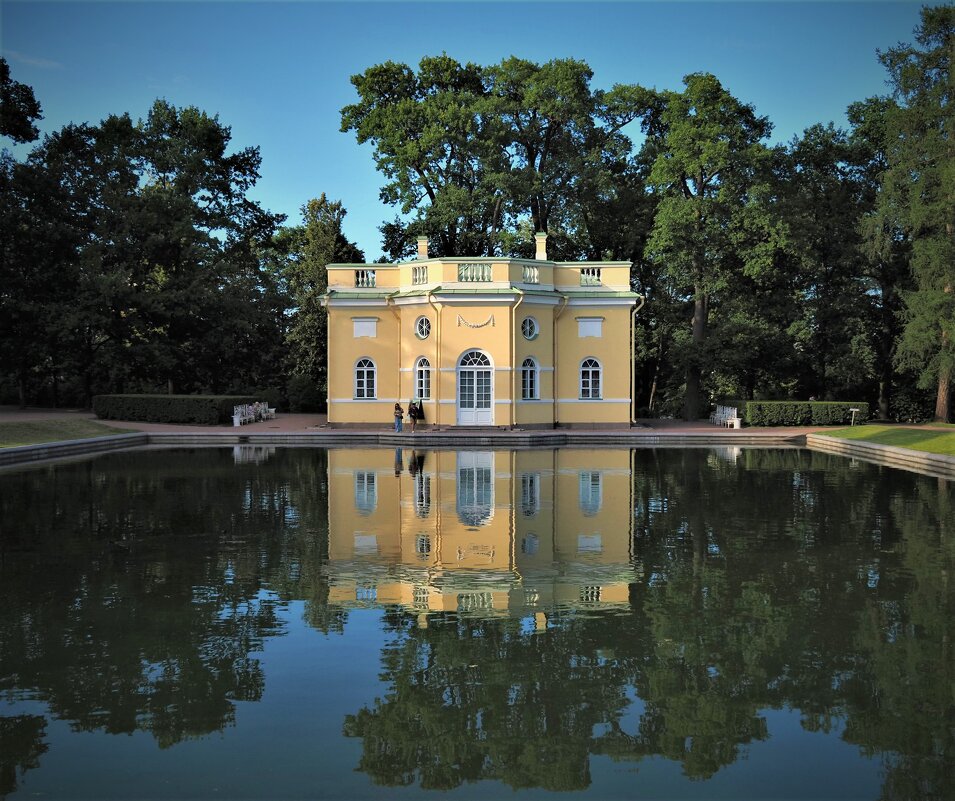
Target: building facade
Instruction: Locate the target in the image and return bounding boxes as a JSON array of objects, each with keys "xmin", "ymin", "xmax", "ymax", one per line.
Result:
[{"xmin": 323, "ymin": 234, "xmax": 643, "ymax": 428}]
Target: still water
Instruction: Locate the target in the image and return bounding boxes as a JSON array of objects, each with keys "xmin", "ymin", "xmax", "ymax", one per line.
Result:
[{"xmin": 0, "ymin": 446, "xmax": 952, "ymax": 800}]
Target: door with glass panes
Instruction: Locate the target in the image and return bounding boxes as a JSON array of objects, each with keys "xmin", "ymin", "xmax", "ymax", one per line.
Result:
[{"xmin": 457, "ymin": 350, "xmax": 493, "ymax": 425}]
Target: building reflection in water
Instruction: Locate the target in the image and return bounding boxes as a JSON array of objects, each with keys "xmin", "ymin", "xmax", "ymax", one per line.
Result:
[{"xmin": 326, "ymin": 449, "xmax": 640, "ymax": 620}]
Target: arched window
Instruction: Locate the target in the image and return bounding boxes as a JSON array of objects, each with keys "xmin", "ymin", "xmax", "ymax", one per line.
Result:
[
  {"xmin": 415, "ymin": 357, "xmax": 431, "ymax": 400},
  {"xmin": 579, "ymin": 358, "xmax": 601, "ymax": 399},
  {"xmin": 521, "ymin": 358, "xmax": 539, "ymax": 400},
  {"xmin": 460, "ymin": 350, "xmax": 491, "ymax": 368},
  {"xmin": 354, "ymin": 358, "xmax": 376, "ymax": 399}
]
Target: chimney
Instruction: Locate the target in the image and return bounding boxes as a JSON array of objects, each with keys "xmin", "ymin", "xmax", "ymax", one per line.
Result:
[
  {"xmin": 417, "ymin": 236, "xmax": 429, "ymax": 259},
  {"xmin": 534, "ymin": 232, "xmax": 548, "ymax": 260}
]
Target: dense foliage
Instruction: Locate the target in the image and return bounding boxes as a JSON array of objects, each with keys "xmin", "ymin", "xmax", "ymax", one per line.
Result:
[
  {"xmin": 0, "ymin": 7, "xmax": 950, "ymax": 419},
  {"xmin": 733, "ymin": 400, "xmax": 870, "ymax": 427},
  {"xmin": 92, "ymin": 393, "xmax": 266, "ymax": 425}
]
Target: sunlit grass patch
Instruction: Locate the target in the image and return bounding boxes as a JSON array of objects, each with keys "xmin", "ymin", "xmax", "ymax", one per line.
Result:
[
  {"xmin": 0, "ymin": 419, "xmax": 136, "ymax": 448},
  {"xmin": 822, "ymin": 425, "xmax": 955, "ymax": 456}
]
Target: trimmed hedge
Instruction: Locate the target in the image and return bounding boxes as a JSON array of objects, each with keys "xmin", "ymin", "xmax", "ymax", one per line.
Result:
[
  {"xmin": 93, "ymin": 394, "xmax": 263, "ymax": 425},
  {"xmin": 727, "ymin": 400, "xmax": 870, "ymax": 427}
]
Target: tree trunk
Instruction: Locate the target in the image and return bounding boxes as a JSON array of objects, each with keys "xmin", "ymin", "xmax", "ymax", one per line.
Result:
[
  {"xmin": 684, "ymin": 290, "xmax": 707, "ymax": 420},
  {"xmin": 934, "ymin": 366, "xmax": 951, "ymax": 423},
  {"xmin": 878, "ymin": 378, "xmax": 890, "ymax": 421}
]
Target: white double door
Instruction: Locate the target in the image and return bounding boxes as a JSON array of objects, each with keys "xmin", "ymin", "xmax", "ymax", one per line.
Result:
[{"xmin": 457, "ymin": 350, "xmax": 493, "ymax": 425}]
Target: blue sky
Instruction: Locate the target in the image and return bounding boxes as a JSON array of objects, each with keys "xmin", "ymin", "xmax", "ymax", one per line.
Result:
[{"xmin": 2, "ymin": 1, "xmax": 925, "ymax": 259}]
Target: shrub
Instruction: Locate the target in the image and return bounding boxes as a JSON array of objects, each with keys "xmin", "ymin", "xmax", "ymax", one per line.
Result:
[
  {"xmin": 727, "ymin": 400, "xmax": 869, "ymax": 427},
  {"xmin": 93, "ymin": 394, "xmax": 262, "ymax": 425},
  {"xmin": 287, "ymin": 375, "xmax": 324, "ymax": 413}
]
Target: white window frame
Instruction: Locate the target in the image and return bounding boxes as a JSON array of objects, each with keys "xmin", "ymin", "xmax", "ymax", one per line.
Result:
[
  {"xmin": 521, "ymin": 316, "xmax": 539, "ymax": 341},
  {"xmin": 415, "ymin": 357, "xmax": 432, "ymax": 400},
  {"xmin": 521, "ymin": 357, "xmax": 539, "ymax": 400},
  {"xmin": 354, "ymin": 358, "xmax": 377, "ymax": 399},
  {"xmin": 579, "ymin": 471, "xmax": 602, "ymax": 516},
  {"xmin": 520, "ymin": 472, "xmax": 540, "ymax": 517},
  {"xmin": 354, "ymin": 470, "xmax": 378, "ymax": 514},
  {"xmin": 579, "ymin": 358, "xmax": 602, "ymax": 400},
  {"xmin": 415, "ymin": 316, "xmax": 431, "ymax": 339}
]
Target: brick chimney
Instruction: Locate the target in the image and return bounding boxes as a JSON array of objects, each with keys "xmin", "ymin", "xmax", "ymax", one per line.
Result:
[
  {"xmin": 417, "ymin": 236, "xmax": 429, "ymax": 259},
  {"xmin": 535, "ymin": 232, "xmax": 548, "ymax": 260}
]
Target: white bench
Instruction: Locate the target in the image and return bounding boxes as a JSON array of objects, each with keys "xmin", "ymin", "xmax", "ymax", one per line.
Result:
[
  {"xmin": 710, "ymin": 404, "xmax": 741, "ymax": 428},
  {"xmin": 232, "ymin": 402, "xmax": 276, "ymax": 427}
]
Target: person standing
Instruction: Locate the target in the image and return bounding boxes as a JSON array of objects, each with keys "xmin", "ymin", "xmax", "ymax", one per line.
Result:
[
  {"xmin": 408, "ymin": 400, "xmax": 419, "ymax": 433},
  {"xmin": 394, "ymin": 401, "xmax": 404, "ymax": 432}
]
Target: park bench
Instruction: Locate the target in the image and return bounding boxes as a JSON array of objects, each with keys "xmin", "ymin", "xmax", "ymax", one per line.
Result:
[
  {"xmin": 232, "ymin": 402, "xmax": 276, "ymax": 427},
  {"xmin": 710, "ymin": 404, "xmax": 742, "ymax": 429}
]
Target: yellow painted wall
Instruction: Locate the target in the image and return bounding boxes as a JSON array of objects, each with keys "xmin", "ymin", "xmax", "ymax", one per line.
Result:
[{"xmin": 325, "ymin": 256, "xmax": 640, "ymax": 427}]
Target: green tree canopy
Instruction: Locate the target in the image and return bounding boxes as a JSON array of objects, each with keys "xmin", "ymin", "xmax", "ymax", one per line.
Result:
[{"xmin": 879, "ymin": 5, "xmax": 955, "ymax": 421}]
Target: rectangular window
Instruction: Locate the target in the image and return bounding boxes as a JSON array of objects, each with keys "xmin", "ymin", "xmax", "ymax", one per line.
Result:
[
  {"xmin": 355, "ymin": 365, "xmax": 376, "ymax": 399},
  {"xmin": 354, "ymin": 471, "xmax": 377, "ymax": 514},
  {"xmin": 577, "ymin": 318, "xmax": 603, "ymax": 338},
  {"xmin": 520, "ymin": 472, "xmax": 540, "ymax": 517},
  {"xmin": 521, "ymin": 363, "xmax": 538, "ymax": 400},
  {"xmin": 416, "ymin": 366, "xmax": 431, "ymax": 400},
  {"xmin": 579, "ymin": 471, "xmax": 602, "ymax": 515}
]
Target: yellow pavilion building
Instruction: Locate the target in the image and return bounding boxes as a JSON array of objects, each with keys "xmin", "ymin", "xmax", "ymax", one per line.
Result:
[{"xmin": 323, "ymin": 234, "xmax": 643, "ymax": 428}]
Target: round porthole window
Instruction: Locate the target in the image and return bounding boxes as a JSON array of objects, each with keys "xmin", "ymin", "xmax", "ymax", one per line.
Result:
[
  {"xmin": 521, "ymin": 316, "xmax": 539, "ymax": 341},
  {"xmin": 415, "ymin": 316, "xmax": 432, "ymax": 339}
]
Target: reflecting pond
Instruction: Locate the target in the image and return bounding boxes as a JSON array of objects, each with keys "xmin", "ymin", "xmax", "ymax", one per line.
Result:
[{"xmin": 0, "ymin": 446, "xmax": 952, "ymax": 799}]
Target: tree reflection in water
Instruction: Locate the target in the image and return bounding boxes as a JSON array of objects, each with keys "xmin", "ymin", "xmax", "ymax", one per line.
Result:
[
  {"xmin": 0, "ymin": 447, "xmax": 951, "ymax": 799},
  {"xmin": 340, "ymin": 449, "xmax": 954, "ymax": 798}
]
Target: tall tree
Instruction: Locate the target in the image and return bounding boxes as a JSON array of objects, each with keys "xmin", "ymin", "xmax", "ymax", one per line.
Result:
[
  {"xmin": 0, "ymin": 57, "xmax": 42, "ymax": 144},
  {"xmin": 782, "ymin": 123, "xmax": 878, "ymax": 401},
  {"xmin": 342, "ymin": 56, "xmax": 644, "ymax": 260},
  {"xmin": 879, "ymin": 5, "xmax": 955, "ymax": 421},
  {"xmin": 638, "ymin": 73, "xmax": 781, "ymax": 419},
  {"xmin": 848, "ymin": 97, "xmax": 913, "ymax": 419},
  {"xmin": 278, "ymin": 195, "xmax": 364, "ymax": 408},
  {"xmin": 341, "ymin": 56, "xmax": 495, "ymax": 258},
  {"xmin": 1, "ymin": 100, "xmax": 284, "ymax": 406}
]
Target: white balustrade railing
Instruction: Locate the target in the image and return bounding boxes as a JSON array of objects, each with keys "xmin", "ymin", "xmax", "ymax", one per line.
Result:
[
  {"xmin": 458, "ymin": 262, "xmax": 492, "ymax": 282},
  {"xmin": 412, "ymin": 264, "xmax": 428, "ymax": 284},
  {"xmin": 580, "ymin": 267, "xmax": 601, "ymax": 286},
  {"xmin": 522, "ymin": 264, "xmax": 539, "ymax": 284},
  {"xmin": 354, "ymin": 269, "xmax": 376, "ymax": 288}
]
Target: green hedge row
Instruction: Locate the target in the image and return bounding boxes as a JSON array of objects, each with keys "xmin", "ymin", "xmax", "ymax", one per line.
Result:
[
  {"xmin": 726, "ymin": 400, "xmax": 869, "ymax": 427},
  {"xmin": 93, "ymin": 394, "xmax": 263, "ymax": 425}
]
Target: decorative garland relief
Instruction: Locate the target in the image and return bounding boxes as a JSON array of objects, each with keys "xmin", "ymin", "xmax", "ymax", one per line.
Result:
[{"xmin": 457, "ymin": 314, "xmax": 495, "ymax": 329}]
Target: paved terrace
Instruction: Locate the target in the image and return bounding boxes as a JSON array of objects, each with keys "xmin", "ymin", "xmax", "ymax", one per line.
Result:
[
  {"xmin": 0, "ymin": 406, "xmax": 818, "ymax": 446},
  {"xmin": 3, "ymin": 406, "xmax": 953, "ymax": 479}
]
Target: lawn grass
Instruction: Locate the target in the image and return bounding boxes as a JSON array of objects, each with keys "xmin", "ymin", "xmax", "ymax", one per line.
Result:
[
  {"xmin": 0, "ymin": 419, "xmax": 137, "ymax": 448},
  {"xmin": 822, "ymin": 424, "xmax": 955, "ymax": 456}
]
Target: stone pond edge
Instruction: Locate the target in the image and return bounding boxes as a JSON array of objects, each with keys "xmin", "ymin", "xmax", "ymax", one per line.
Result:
[{"xmin": 1, "ymin": 429, "xmax": 953, "ymax": 480}]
